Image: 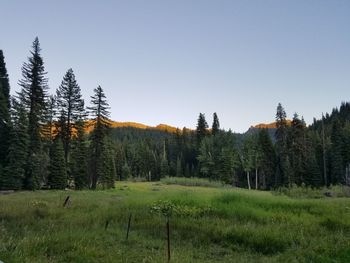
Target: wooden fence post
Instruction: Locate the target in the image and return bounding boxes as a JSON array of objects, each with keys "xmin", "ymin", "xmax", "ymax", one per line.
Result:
[
  {"xmin": 63, "ymin": 196, "xmax": 70, "ymax": 207},
  {"xmin": 167, "ymin": 217, "xmax": 171, "ymax": 262},
  {"xmin": 126, "ymin": 213, "xmax": 132, "ymax": 240}
]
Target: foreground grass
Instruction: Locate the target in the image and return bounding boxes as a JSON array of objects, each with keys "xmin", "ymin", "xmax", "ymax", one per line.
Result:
[{"xmin": 0, "ymin": 182, "xmax": 350, "ymax": 262}]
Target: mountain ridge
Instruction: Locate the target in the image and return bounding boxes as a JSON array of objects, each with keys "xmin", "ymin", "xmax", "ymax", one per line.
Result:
[
  {"xmin": 86, "ymin": 120, "xmax": 285, "ymax": 134},
  {"xmin": 252, "ymin": 120, "xmax": 292, "ymax": 129},
  {"xmin": 85, "ymin": 120, "xmax": 180, "ymax": 133},
  {"xmin": 105, "ymin": 120, "xmax": 282, "ymax": 134}
]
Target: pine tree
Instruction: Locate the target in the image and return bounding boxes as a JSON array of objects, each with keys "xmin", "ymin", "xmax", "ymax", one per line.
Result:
[
  {"xmin": 42, "ymin": 95, "xmax": 56, "ymax": 142},
  {"xmin": 303, "ymin": 139, "xmax": 321, "ymax": 186},
  {"xmin": 56, "ymin": 69, "xmax": 85, "ymax": 162},
  {"xmin": 257, "ymin": 129, "xmax": 276, "ymax": 189},
  {"xmin": 275, "ymin": 103, "xmax": 289, "ymax": 186},
  {"xmin": 70, "ymin": 121, "xmax": 88, "ymax": 189},
  {"xmin": 330, "ymin": 118, "xmax": 344, "ymax": 184},
  {"xmin": 176, "ymin": 156, "xmax": 183, "ymax": 177},
  {"xmin": 196, "ymin": 113, "xmax": 208, "ymax": 144},
  {"xmin": 140, "ymin": 142, "xmax": 158, "ymax": 180},
  {"xmin": 341, "ymin": 122, "xmax": 350, "ymax": 173},
  {"xmin": 99, "ymin": 137, "xmax": 116, "ymax": 189},
  {"xmin": 48, "ymin": 137, "xmax": 67, "ymax": 189},
  {"xmin": 289, "ymin": 113, "xmax": 306, "ymax": 185},
  {"xmin": 0, "ymin": 50, "xmax": 11, "ymax": 168},
  {"xmin": 19, "ymin": 37, "xmax": 48, "ymax": 190},
  {"xmin": 1, "ymin": 98, "xmax": 29, "ymax": 190},
  {"xmin": 197, "ymin": 136, "xmax": 215, "ymax": 178},
  {"xmin": 88, "ymin": 85, "xmax": 111, "ymax": 189},
  {"xmin": 129, "ymin": 145, "xmax": 142, "ymax": 179},
  {"xmin": 212, "ymin": 112, "xmax": 220, "ymax": 135},
  {"xmin": 114, "ymin": 142, "xmax": 125, "ymax": 181}
]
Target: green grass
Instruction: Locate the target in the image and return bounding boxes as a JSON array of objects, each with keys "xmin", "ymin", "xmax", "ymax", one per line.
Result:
[
  {"xmin": 1, "ymin": 181, "xmax": 350, "ymax": 262},
  {"xmin": 161, "ymin": 176, "xmax": 227, "ymax": 188},
  {"xmin": 274, "ymin": 184, "xmax": 350, "ymax": 199}
]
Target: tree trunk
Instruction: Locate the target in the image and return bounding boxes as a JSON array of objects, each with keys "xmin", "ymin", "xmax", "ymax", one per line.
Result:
[
  {"xmin": 255, "ymin": 168, "xmax": 258, "ymax": 190},
  {"xmin": 322, "ymin": 113, "xmax": 327, "ymax": 186},
  {"xmin": 247, "ymin": 171, "xmax": 251, "ymax": 190},
  {"xmin": 262, "ymin": 171, "xmax": 266, "ymax": 190}
]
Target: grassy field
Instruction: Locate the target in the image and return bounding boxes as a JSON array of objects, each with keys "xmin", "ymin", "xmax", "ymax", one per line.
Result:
[{"xmin": 0, "ymin": 181, "xmax": 350, "ymax": 263}]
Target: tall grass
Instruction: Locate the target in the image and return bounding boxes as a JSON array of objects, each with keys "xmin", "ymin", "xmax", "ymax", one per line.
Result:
[
  {"xmin": 161, "ymin": 177, "xmax": 227, "ymax": 188},
  {"xmin": 273, "ymin": 184, "xmax": 350, "ymax": 198},
  {"xmin": 0, "ymin": 182, "xmax": 349, "ymax": 262}
]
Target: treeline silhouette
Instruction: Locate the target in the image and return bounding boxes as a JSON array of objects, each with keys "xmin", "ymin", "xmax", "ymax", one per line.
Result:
[{"xmin": 0, "ymin": 38, "xmax": 349, "ymax": 190}]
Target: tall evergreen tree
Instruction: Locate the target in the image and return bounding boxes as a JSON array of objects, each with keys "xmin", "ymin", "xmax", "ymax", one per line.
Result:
[
  {"xmin": 56, "ymin": 69, "xmax": 85, "ymax": 162},
  {"xmin": 70, "ymin": 121, "xmax": 88, "ymax": 189},
  {"xmin": 197, "ymin": 137, "xmax": 215, "ymax": 178},
  {"xmin": 275, "ymin": 103, "xmax": 288, "ymax": 186},
  {"xmin": 303, "ymin": 135, "xmax": 322, "ymax": 186},
  {"xmin": 289, "ymin": 113, "xmax": 306, "ymax": 185},
  {"xmin": 321, "ymin": 113, "xmax": 328, "ymax": 186},
  {"xmin": 0, "ymin": 50, "xmax": 11, "ymax": 168},
  {"xmin": 19, "ymin": 37, "xmax": 48, "ymax": 190},
  {"xmin": 0, "ymin": 51, "xmax": 10, "ymax": 109},
  {"xmin": 196, "ymin": 113, "xmax": 208, "ymax": 144},
  {"xmin": 257, "ymin": 129, "xmax": 276, "ymax": 189},
  {"xmin": 114, "ymin": 142, "xmax": 125, "ymax": 181},
  {"xmin": 330, "ymin": 118, "xmax": 344, "ymax": 184},
  {"xmin": 42, "ymin": 95, "xmax": 57, "ymax": 142},
  {"xmin": 212, "ymin": 112, "xmax": 220, "ymax": 135},
  {"xmin": 88, "ymin": 85, "xmax": 112, "ymax": 189},
  {"xmin": 99, "ymin": 137, "xmax": 117, "ymax": 189},
  {"xmin": 1, "ymin": 98, "xmax": 29, "ymax": 190},
  {"xmin": 48, "ymin": 137, "xmax": 67, "ymax": 189}
]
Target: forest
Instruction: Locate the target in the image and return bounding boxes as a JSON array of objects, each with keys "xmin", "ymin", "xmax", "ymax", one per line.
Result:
[{"xmin": 1, "ymin": 37, "xmax": 350, "ymax": 191}]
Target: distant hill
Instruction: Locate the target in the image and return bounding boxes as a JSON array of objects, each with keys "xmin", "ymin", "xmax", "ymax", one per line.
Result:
[
  {"xmin": 243, "ymin": 120, "xmax": 291, "ymax": 142},
  {"xmin": 253, "ymin": 120, "xmax": 292, "ymax": 129},
  {"xmin": 84, "ymin": 120, "xmax": 179, "ymax": 133},
  {"xmin": 55, "ymin": 118, "xmax": 291, "ymax": 140}
]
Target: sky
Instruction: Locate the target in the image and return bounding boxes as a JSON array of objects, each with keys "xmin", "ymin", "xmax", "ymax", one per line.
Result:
[{"xmin": 1, "ymin": 0, "xmax": 350, "ymax": 133}]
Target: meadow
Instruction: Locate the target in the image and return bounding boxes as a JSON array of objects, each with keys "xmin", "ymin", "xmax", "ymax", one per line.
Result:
[{"xmin": 0, "ymin": 179, "xmax": 350, "ymax": 263}]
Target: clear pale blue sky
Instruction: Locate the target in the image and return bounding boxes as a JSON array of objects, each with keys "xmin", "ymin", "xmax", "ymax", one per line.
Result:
[{"xmin": 1, "ymin": 0, "xmax": 350, "ymax": 132}]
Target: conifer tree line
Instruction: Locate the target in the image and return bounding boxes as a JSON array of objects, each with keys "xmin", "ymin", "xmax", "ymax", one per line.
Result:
[
  {"xmin": 193, "ymin": 104, "xmax": 350, "ymax": 189},
  {"xmin": 108, "ymin": 108, "xmax": 350, "ymax": 190},
  {"xmin": 1, "ymin": 38, "xmax": 350, "ymax": 191},
  {"xmin": 0, "ymin": 38, "xmax": 116, "ymax": 190}
]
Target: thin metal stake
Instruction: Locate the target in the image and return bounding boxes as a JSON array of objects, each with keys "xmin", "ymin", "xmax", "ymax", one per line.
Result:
[{"xmin": 126, "ymin": 213, "xmax": 132, "ymax": 240}]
